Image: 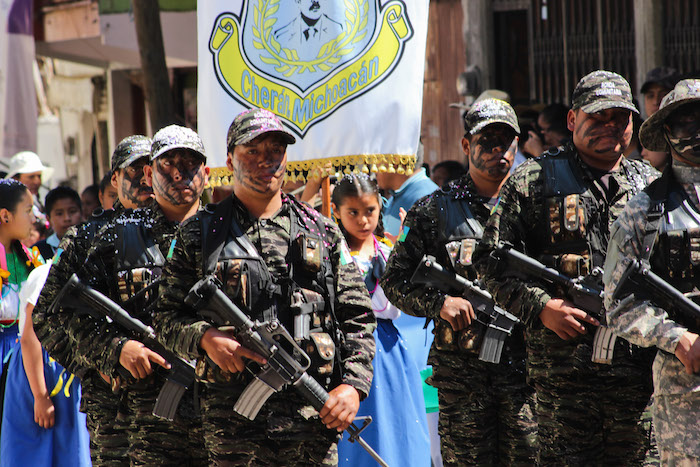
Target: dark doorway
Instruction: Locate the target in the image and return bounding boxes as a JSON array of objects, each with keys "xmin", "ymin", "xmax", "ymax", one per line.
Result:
[{"xmin": 494, "ymin": 10, "xmax": 530, "ymax": 105}]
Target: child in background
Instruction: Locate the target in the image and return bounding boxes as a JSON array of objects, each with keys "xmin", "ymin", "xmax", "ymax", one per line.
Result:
[
  {"xmin": 332, "ymin": 174, "xmax": 430, "ymax": 467},
  {"xmin": 80, "ymin": 184, "xmax": 100, "ymax": 219},
  {"xmin": 0, "ymin": 262, "xmax": 91, "ymax": 466},
  {"xmin": 0, "ymin": 179, "xmax": 38, "ymax": 379},
  {"xmin": 0, "ymin": 184, "xmax": 90, "ymax": 465},
  {"xmin": 33, "ymin": 186, "xmax": 83, "ymax": 260},
  {"xmin": 98, "ymin": 171, "xmax": 118, "ymax": 211}
]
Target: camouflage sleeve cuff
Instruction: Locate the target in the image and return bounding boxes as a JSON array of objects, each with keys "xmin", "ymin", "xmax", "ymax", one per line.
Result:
[
  {"xmin": 182, "ymin": 321, "xmax": 214, "ymax": 360},
  {"xmin": 431, "ymin": 293, "xmax": 448, "ymax": 319},
  {"xmin": 106, "ymin": 335, "xmax": 130, "ymax": 377},
  {"xmin": 342, "ymin": 374, "xmax": 371, "ymax": 401},
  {"xmin": 527, "ymin": 290, "xmax": 552, "ymax": 328},
  {"xmin": 663, "ymin": 325, "xmax": 690, "ymax": 355}
]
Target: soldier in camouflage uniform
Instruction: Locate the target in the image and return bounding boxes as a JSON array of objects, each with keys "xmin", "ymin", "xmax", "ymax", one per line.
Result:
[
  {"xmin": 33, "ymin": 135, "xmax": 154, "ymax": 466},
  {"xmin": 36, "ymin": 127, "xmax": 210, "ymax": 466},
  {"xmin": 604, "ymin": 79, "xmax": 700, "ymax": 464},
  {"xmin": 152, "ymin": 107, "xmax": 376, "ymax": 465},
  {"xmin": 381, "ymin": 98, "xmax": 537, "ymax": 465},
  {"xmin": 475, "ymin": 70, "xmax": 660, "ymax": 464}
]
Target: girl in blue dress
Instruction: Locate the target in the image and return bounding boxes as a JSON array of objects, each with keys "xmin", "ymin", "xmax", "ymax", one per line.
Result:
[
  {"xmin": 0, "ymin": 179, "xmax": 91, "ymax": 466},
  {"xmin": 1, "ymin": 179, "xmax": 37, "ymax": 380},
  {"xmin": 333, "ymin": 174, "xmax": 430, "ymax": 467}
]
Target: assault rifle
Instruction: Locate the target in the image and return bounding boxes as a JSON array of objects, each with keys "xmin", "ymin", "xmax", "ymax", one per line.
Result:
[
  {"xmin": 489, "ymin": 243, "xmax": 617, "ymax": 364},
  {"xmin": 612, "ymin": 259, "xmax": 700, "ymax": 328},
  {"xmin": 52, "ymin": 274, "xmax": 196, "ymax": 421},
  {"xmin": 185, "ymin": 276, "xmax": 389, "ymax": 467},
  {"xmin": 410, "ymin": 255, "xmax": 519, "ymax": 364}
]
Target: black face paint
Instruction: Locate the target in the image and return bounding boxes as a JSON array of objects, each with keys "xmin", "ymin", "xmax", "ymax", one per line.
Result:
[
  {"xmin": 120, "ymin": 164, "xmax": 153, "ymax": 207},
  {"xmin": 152, "ymin": 152, "xmax": 206, "ymax": 206},
  {"xmin": 232, "ymin": 134, "xmax": 287, "ymax": 195},
  {"xmin": 578, "ymin": 110, "xmax": 630, "ymax": 151},
  {"xmin": 469, "ymin": 126, "xmax": 515, "ymax": 176}
]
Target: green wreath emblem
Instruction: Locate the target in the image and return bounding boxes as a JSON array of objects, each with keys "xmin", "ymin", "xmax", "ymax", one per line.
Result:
[{"xmin": 252, "ymin": 0, "xmax": 370, "ymax": 76}]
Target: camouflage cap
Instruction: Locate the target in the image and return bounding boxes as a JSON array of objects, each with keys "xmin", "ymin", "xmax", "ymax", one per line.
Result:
[
  {"xmin": 226, "ymin": 108, "xmax": 296, "ymax": 150},
  {"xmin": 151, "ymin": 125, "xmax": 206, "ymax": 162},
  {"xmin": 639, "ymin": 79, "xmax": 700, "ymax": 151},
  {"xmin": 111, "ymin": 135, "xmax": 152, "ymax": 172},
  {"xmin": 571, "ymin": 70, "xmax": 639, "ymax": 115},
  {"xmin": 640, "ymin": 66, "xmax": 681, "ymax": 94},
  {"xmin": 464, "ymin": 98, "xmax": 520, "ymax": 135}
]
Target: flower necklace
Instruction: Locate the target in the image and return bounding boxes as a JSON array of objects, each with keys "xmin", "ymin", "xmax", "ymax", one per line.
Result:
[{"xmin": 1, "ymin": 249, "xmax": 22, "ymax": 328}]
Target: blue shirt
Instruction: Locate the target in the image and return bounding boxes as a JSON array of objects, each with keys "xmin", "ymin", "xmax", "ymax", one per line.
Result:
[{"xmin": 383, "ymin": 168, "xmax": 438, "ymax": 237}]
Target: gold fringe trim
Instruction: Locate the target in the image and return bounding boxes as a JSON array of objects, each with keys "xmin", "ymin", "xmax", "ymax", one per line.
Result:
[{"xmin": 206, "ymin": 154, "xmax": 416, "ymax": 187}]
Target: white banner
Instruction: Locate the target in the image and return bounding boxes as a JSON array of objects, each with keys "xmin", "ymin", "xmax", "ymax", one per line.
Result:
[
  {"xmin": 197, "ymin": 0, "xmax": 429, "ymax": 183},
  {"xmin": 0, "ymin": 0, "xmax": 36, "ymax": 160}
]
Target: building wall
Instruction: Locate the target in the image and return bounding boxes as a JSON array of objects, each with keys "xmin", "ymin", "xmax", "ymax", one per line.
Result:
[{"xmin": 421, "ymin": 0, "xmax": 467, "ymax": 168}]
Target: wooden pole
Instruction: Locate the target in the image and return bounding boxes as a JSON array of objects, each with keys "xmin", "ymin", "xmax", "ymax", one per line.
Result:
[
  {"xmin": 321, "ymin": 176, "xmax": 331, "ymax": 217},
  {"xmin": 132, "ymin": 0, "xmax": 176, "ymax": 132}
]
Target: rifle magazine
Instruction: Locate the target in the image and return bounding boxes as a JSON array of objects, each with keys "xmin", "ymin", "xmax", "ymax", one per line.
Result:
[
  {"xmin": 591, "ymin": 326, "xmax": 617, "ymax": 365},
  {"xmin": 478, "ymin": 327, "xmax": 506, "ymax": 364},
  {"xmin": 233, "ymin": 377, "xmax": 276, "ymax": 420},
  {"xmin": 152, "ymin": 381, "xmax": 186, "ymax": 421}
]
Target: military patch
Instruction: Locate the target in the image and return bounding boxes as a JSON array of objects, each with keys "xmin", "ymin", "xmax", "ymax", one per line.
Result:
[
  {"xmin": 490, "ymin": 197, "xmax": 501, "ymax": 215},
  {"xmin": 52, "ymin": 248, "xmax": 64, "ymax": 264},
  {"xmin": 397, "ymin": 226, "xmax": 410, "ymax": 243},
  {"xmin": 340, "ymin": 239, "xmax": 353, "ymax": 266},
  {"xmin": 166, "ymin": 238, "xmax": 177, "ymax": 260}
]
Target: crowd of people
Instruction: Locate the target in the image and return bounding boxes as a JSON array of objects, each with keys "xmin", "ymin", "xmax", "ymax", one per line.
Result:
[{"xmin": 0, "ymin": 65, "xmax": 698, "ymax": 466}]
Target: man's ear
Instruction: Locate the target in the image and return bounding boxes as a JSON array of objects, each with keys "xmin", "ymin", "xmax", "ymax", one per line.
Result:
[
  {"xmin": 567, "ymin": 109, "xmax": 577, "ymax": 132},
  {"xmin": 461, "ymin": 136, "xmax": 471, "ymax": 158},
  {"xmin": 143, "ymin": 165, "xmax": 154, "ymax": 187},
  {"xmin": 226, "ymin": 152, "xmax": 235, "ymax": 172},
  {"xmin": 111, "ymin": 171, "xmax": 119, "ymax": 189}
]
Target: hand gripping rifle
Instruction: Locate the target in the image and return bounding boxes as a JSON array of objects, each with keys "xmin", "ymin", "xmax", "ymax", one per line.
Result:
[
  {"xmin": 612, "ymin": 259, "xmax": 700, "ymax": 329},
  {"xmin": 185, "ymin": 275, "xmax": 389, "ymax": 467},
  {"xmin": 489, "ymin": 243, "xmax": 616, "ymax": 364},
  {"xmin": 410, "ymin": 255, "xmax": 519, "ymax": 363},
  {"xmin": 52, "ymin": 274, "xmax": 196, "ymax": 421}
]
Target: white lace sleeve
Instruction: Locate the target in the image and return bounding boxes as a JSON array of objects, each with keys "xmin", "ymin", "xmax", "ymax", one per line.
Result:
[{"xmin": 371, "ymin": 284, "xmax": 401, "ymax": 320}]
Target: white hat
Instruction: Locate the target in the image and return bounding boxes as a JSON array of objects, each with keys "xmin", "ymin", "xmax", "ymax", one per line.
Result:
[{"xmin": 3, "ymin": 151, "xmax": 54, "ymax": 182}]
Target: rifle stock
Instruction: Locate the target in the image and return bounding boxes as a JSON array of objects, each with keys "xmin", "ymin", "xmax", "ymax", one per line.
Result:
[
  {"xmin": 185, "ymin": 276, "xmax": 389, "ymax": 467},
  {"xmin": 410, "ymin": 255, "xmax": 519, "ymax": 364},
  {"xmin": 53, "ymin": 274, "xmax": 196, "ymax": 421}
]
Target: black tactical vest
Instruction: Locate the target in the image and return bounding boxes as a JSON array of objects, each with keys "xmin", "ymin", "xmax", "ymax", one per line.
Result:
[
  {"xmin": 85, "ymin": 207, "xmax": 115, "ymax": 243},
  {"xmin": 200, "ymin": 196, "xmax": 340, "ymax": 384},
  {"xmin": 645, "ymin": 174, "xmax": 700, "ymax": 330},
  {"xmin": 113, "ymin": 219, "xmax": 166, "ymax": 324},
  {"xmin": 536, "ymin": 147, "xmax": 649, "ymax": 277},
  {"xmin": 436, "ymin": 191, "xmax": 484, "ymax": 280}
]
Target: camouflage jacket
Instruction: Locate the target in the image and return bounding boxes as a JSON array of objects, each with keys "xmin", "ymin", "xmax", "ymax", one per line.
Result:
[
  {"xmin": 474, "ymin": 144, "xmax": 658, "ymax": 378},
  {"xmin": 476, "ymin": 144, "xmax": 658, "ymax": 326},
  {"xmin": 381, "ymin": 174, "xmax": 527, "ymax": 375},
  {"xmin": 380, "ymin": 174, "xmax": 491, "ymax": 320},
  {"xmin": 153, "ymin": 193, "xmax": 376, "ymax": 398},
  {"xmin": 33, "ymin": 203, "xmax": 122, "ymax": 378},
  {"xmin": 35, "ymin": 201, "xmax": 179, "ymax": 378},
  {"xmin": 604, "ymin": 166, "xmax": 700, "ymax": 395}
]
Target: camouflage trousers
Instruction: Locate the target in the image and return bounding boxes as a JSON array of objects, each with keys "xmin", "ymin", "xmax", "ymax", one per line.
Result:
[
  {"xmin": 125, "ymin": 379, "xmax": 207, "ymax": 466},
  {"xmin": 534, "ymin": 376, "xmax": 652, "ymax": 465},
  {"xmin": 654, "ymin": 392, "xmax": 700, "ymax": 461},
  {"xmin": 81, "ymin": 374, "xmax": 130, "ymax": 467},
  {"xmin": 429, "ymin": 352, "xmax": 537, "ymax": 466},
  {"xmin": 200, "ymin": 385, "xmax": 340, "ymax": 466}
]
